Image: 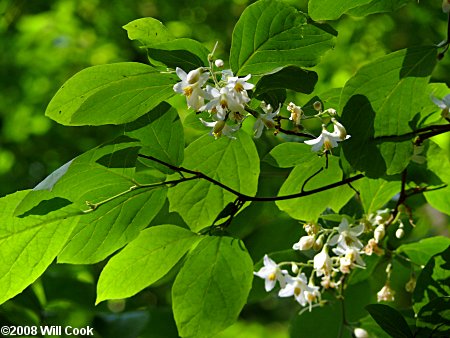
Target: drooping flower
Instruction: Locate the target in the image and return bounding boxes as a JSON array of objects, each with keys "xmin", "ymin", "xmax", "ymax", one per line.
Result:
[
  {"xmin": 254, "ymin": 254, "xmax": 288, "ymax": 292},
  {"xmin": 304, "ymin": 282, "xmax": 321, "ymax": 312},
  {"xmin": 331, "ymin": 118, "xmax": 350, "ymax": 141},
  {"xmin": 287, "ymin": 102, "xmax": 304, "ymax": 125},
  {"xmin": 304, "ymin": 125, "xmax": 343, "ymax": 152},
  {"xmin": 373, "ymin": 224, "xmax": 386, "ymax": 243},
  {"xmin": 200, "ymin": 118, "xmax": 239, "ymax": 139},
  {"xmin": 313, "ymin": 245, "xmax": 332, "ymax": 277},
  {"xmin": 173, "ymin": 67, "xmax": 209, "ymax": 111},
  {"xmin": 328, "ymin": 218, "xmax": 364, "ymax": 251},
  {"xmin": 377, "ymin": 283, "xmax": 395, "ymax": 302},
  {"xmin": 253, "ymin": 102, "xmax": 280, "ymax": 138}
]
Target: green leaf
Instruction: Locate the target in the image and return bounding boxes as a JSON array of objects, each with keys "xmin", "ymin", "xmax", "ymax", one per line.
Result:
[
  {"xmin": 96, "ymin": 225, "xmax": 199, "ymax": 303},
  {"xmin": 340, "ymin": 46, "xmax": 437, "ymax": 177},
  {"xmin": 230, "ymin": 0, "xmax": 334, "ymax": 76},
  {"xmin": 58, "ymin": 186, "xmax": 167, "ymax": 264},
  {"xmin": 308, "ymin": 0, "xmax": 372, "ymax": 21},
  {"xmin": 276, "ymin": 156, "xmax": 356, "ymax": 221},
  {"xmin": 365, "ymin": 304, "xmax": 414, "ymax": 338},
  {"xmin": 125, "ymin": 102, "xmax": 184, "ymax": 174},
  {"xmin": 358, "ymin": 178, "xmax": 400, "ymax": 214},
  {"xmin": 347, "ymin": 0, "xmax": 413, "ymax": 17},
  {"xmin": 397, "ymin": 236, "xmax": 450, "ymax": 266},
  {"xmin": 46, "ymin": 62, "xmax": 177, "ymax": 126},
  {"xmin": 358, "ymin": 314, "xmax": 392, "ymax": 338},
  {"xmin": 0, "ymin": 191, "xmax": 79, "ymax": 305},
  {"xmin": 17, "ymin": 137, "xmax": 168, "ymax": 264},
  {"xmin": 123, "ymin": 18, "xmax": 209, "ymax": 71},
  {"xmin": 413, "ymin": 247, "xmax": 450, "ymax": 314},
  {"xmin": 264, "ymin": 142, "xmax": 316, "ymax": 168},
  {"xmin": 172, "ymin": 236, "xmax": 253, "ymax": 338},
  {"xmin": 254, "ymin": 66, "xmax": 318, "ymax": 95},
  {"xmin": 167, "ymin": 131, "xmax": 259, "ymax": 232},
  {"xmin": 123, "ymin": 17, "xmax": 173, "ymax": 45}
]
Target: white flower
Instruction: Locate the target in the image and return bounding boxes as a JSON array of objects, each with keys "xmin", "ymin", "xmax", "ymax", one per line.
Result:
[
  {"xmin": 226, "ymin": 73, "xmax": 254, "ymax": 104},
  {"xmin": 333, "ymin": 245, "xmax": 366, "ymax": 273},
  {"xmin": 278, "ymin": 273, "xmax": 308, "ymax": 306},
  {"xmin": 328, "ymin": 218, "xmax": 364, "ymax": 250},
  {"xmin": 253, "ymin": 102, "xmax": 280, "ymax": 138},
  {"xmin": 254, "ymin": 255, "xmax": 288, "ymax": 292},
  {"xmin": 304, "ymin": 125, "xmax": 342, "ymax": 152},
  {"xmin": 293, "ymin": 235, "xmax": 315, "ymax": 251},
  {"xmin": 331, "ymin": 118, "xmax": 350, "ymax": 141},
  {"xmin": 304, "ymin": 119, "xmax": 351, "ymax": 152},
  {"xmin": 173, "ymin": 67, "xmax": 209, "ymax": 111},
  {"xmin": 313, "ymin": 245, "xmax": 332, "ymax": 277},
  {"xmin": 304, "ymin": 282, "xmax": 321, "ymax": 311},
  {"xmin": 377, "ymin": 283, "xmax": 395, "ymax": 302},
  {"xmin": 201, "ymin": 86, "xmax": 245, "ymax": 117},
  {"xmin": 431, "ymin": 93, "xmax": 450, "ymax": 117},
  {"xmin": 200, "ymin": 118, "xmax": 239, "ymax": 139}
]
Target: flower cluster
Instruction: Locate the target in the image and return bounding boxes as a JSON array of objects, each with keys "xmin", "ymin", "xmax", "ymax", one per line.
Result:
[
  {"xmin": 173, "ymin": 57, "xmax": 351, "ymax": 148},
  {"xmin": 254, "ymin": 209, "xmax": 408, "ymax": 311}
]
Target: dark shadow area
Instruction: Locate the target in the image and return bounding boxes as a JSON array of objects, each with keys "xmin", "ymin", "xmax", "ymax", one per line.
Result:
[
  {"xmin": 17, "ymin": 197, "xmax": 72, "ymax": 218},
  {"xmin": 341, "ymin": 94, "xmax": 387, "ymax": 178},
  {"xmin": 400, "ymin": 46, "xmax": 437, "ymax": 78}
]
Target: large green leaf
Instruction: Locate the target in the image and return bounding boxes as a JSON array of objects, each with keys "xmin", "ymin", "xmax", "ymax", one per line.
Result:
[
  {"xmin": 308, "ymin": 0, "xmax": 372, "ymax": 21},
  {"xmin": 124, "ymin": 18, "xmax": 209, "ymax": 71},
  {"xmin": 276, "ymin": 156, "xmax": 356, "ymax": 221},
  {"xmin": 125, "ymin": 102, "xmax": 184, "ymax": 174},
  {"xmin": 46, "ymin": 62, "xmax": 177, "ymax": 126},
  {"xmin": 340, "ymin": 46, "xmax": 437, "ymax": 177},
  {"xmin": 358, "ymin": 178, "xmax": 400, "ymax": 214},
  {"xmin": 0, "ymin": 191, "xmax": 79, "ymax": 305},
  {"xmin": 96, "ymin": 225, "xmax": 199, "ymax": 303},
  {"xmin": 230, "ymin": 0, "xmax": 334, "ymax": 76},
  {"xmin": 167, "ymin": 131, "xmax": 259, "ymax": 232},
  {"xmin": 172, "ymin": 236, "xmax": 253, "ymax": 338},
  {"xmin": 17, "ymin": 137, "xmax": 167, "ymax": 264},
  {"xmin": 397, "ymin": 236, "xmax": 450, "ymax": 266},
  {"xmin": 58, "ymin": 186, "xmax": 167, "ymax": 264}
]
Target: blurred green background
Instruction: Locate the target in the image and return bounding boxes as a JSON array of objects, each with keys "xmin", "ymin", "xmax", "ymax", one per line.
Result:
[{"xmin": 1, "ymin": 0, "xmax": 449, "ymax": 337}]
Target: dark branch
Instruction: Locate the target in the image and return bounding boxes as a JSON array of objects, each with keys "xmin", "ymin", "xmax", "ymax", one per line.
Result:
[{"xmin": 137, "ymin": 154, "xmax": 365, "ymax": 202}]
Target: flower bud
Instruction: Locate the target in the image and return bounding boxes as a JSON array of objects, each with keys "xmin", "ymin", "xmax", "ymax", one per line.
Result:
[
  {"xmin": 313, "ymin": 101, "xmax": 322, "ymax": 112},
  {"xmin": 304, "ymin": 222, "xmax": 320, "ymax": 236},
  {"xmin": 313, "ymin": 235, "xmax": 324, "ymax": 251},
  {"xmin": 395, "ymin": 228, "xmax": 405, "ymax": 239},
  {"xmin": 293, "ymin": 235, "xmax": 315, "ymax": 251},
  {"xmin": 374, "ymin": 224, "xmax": 385, "ymax": 243},
  {"xmin": 291, "ymin": 262, "xmax": 299, "ymax": 274},
  {"xmin": 215, "ymin": 59, "xmax": 224, "ymax": 68},
  {"xmin": 353, "ymin": 328, "xmax": 369, "ymax": 338}
]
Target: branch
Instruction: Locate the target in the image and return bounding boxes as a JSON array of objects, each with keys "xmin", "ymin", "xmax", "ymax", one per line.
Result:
[{"xmin": 138, "ymin": 154, "xmax": 365, "ymax": 202}]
